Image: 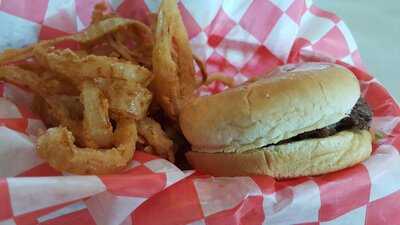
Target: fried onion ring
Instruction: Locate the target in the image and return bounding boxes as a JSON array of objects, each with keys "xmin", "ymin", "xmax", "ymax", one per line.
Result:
[
  {"xmin": 35, "ymin": 95, "xmax": 86, "ymax": 146},
  {"xmin": 80, "ymin": 81, "xmax": 113, "ymax": 148},
  {"xmin": 0, "ymin": 17, "xmax": 152, "ymax": 65},
  {"xmin": 33, "ymin": 47, "xmax": 153, "ymax": 85},
  {"xmin": 37, "ymin": 118, "xmax": 137, "ymax": 175},
  {"xmin": 74, "ymin": 17, "xmax": 152, "ymax": 47},
  {"xmin": 0, "ymin": 65, "xmax": 78, "ymax": 95},
  {"xmin": 151, "ymin": 0, "xmax": 197, "ymax": 120},
  {"xmin": 94, "ymin": 78, "xmax": 153, "ymax": 119},
  {"xmin": 193, "ymin": 54, "xmax": 208, "ymax": 83},
  {"xmin": 138, "ymin": 117, "xmax": 175, "ymax": 162}
]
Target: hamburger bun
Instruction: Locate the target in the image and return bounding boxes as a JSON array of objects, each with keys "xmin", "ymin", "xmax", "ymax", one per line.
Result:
[
  {"xmin": 186, "ymin": 129, "xmax": 371, "ymax": 177},
  {"xmin": 180, "ymin": 62, "xmax": 372, "ymax": 178}
]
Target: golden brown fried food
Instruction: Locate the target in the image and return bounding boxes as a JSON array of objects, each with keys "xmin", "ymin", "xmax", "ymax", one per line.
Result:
[
  {"xmin": 0, "ymin": 38, "xmax": 65, "ymax": 64},
  {"xmin": 36, "ymin": 118, "xmax": 137, "ymax": 175},
  {"xmin": 151, "ymin": 0, "xmax": 197, "ymax": 120},
  {"xmin": 0, "ymin": 65, "xmax": 78, "ymax": 96},
  {"xmin": 94, "ymin": 78, "xmax": 153, "ymax": 119},
  {"xmin": 87, "ymin": 4, "xmax": 154, "ymax": 67},
  {"xmin": 33, "ymin": 47, "xmax": 153, "ymax": 85},
  {"xmin": 102, "ymin": 20, "xmax": 154, "ymax": 68},
  {"xmin": 17, "ymin": 61, "xmax": 46, "ymax": 74},
  {"xmin": 32, "ymin": 78, "xmax": 149, "ymax": 147},
  {"xmin": 80, "ymin": 81, "xmax": 113, "ymax": 148},
  {"xmin": 90, "ymin": 2, "xmax": 115, "ymax": 24},
  {"xmin": 138, "ymin": 117, "xmax": 175, "ymax": 162},
  {"xmin": 33, "ymin": 95, "xmax": 83, "ymax": 127},
  {"xmin": 39, "ymin": 71, "xmax": 80, "ymax": 95},
  {"xmin": 74, "ymin": 17, "xmax": 152, "ymax": 47},
  {"xmin": 32, "ymin": 95, "xmax": 59, "ymax": 128},
  {"xmin": 0, "ymin": 47, "xmax": 34, "ymax": 64},
  {"xmin": 0, "ymin": 17, "xmax": 152, "ymax": 64},
  {"xmin": 193, "ymin": 54, "xmax": 208, "ymax": 83},
  {"xmin": 0, "ymin": 65, "xmax": 43, "ymax": 93},
  {"xmin": 48, "ymin": 95, "xmax": 83, "ymax": 121},
  {"xmin": 1, "ymin": 0, "xmax": 224, "ymax": 174},
  {"xmin": 107, "ymin": 35, "xmax": 135, "ymax": 62},
  {"xmin": 35, "ymin": 95, "xmax": 86, "ymax": 145}
]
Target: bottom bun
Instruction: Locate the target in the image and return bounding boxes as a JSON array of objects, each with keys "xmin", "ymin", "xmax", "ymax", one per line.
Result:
[{"xmin": 186, "ymin": 130, "xmax": 372, "ymax": 178}]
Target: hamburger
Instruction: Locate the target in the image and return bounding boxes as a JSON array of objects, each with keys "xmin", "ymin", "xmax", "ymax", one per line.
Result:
[{"xmin": 179, "ymin": 62, "xmax": 373, "ymax": 178}]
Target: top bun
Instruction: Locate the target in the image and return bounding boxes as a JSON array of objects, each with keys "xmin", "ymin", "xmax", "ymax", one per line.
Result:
[{"xmin": 179, "ymin": 63, "xmax": 361, "ymax": 153}]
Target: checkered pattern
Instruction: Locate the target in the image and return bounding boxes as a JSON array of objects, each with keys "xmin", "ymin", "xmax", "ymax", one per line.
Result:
[
  {"xmin": 1, "ymin": 0, "xmax": 399, "ymax": 224},
  {"xmin": 0, "ymin": 82, "xmax": 186, "ymax": 224},
  {"xmin": 0, "ymin": 149, "xmax": 186, "ymax": 225}
]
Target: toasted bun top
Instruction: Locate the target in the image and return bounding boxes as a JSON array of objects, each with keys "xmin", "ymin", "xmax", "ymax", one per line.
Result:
[{"xmin": 179, "ymin": 63, "xmax": 361, "ymax": 153}]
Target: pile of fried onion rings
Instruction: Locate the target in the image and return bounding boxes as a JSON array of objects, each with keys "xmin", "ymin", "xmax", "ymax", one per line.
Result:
[{"xmin": 0, "ymin": 0, "xmax": 234, "ymax": 174}]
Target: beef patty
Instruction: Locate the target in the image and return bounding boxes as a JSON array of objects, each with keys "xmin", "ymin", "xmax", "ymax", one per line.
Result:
[{"xmin": 274, "ymin": 97, "xmax": 372, "ymax": 146}]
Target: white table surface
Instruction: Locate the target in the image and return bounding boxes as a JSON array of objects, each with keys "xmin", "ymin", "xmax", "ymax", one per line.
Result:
[{"xmin": 316, "ymin": 0, "xmax": 399, "ymax": 102}]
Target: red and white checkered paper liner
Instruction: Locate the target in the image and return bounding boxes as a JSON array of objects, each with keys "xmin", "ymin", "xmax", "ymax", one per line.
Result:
[{"xmin": 0, "ymin": 0, "xmax": 399, "ymax": 224}]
